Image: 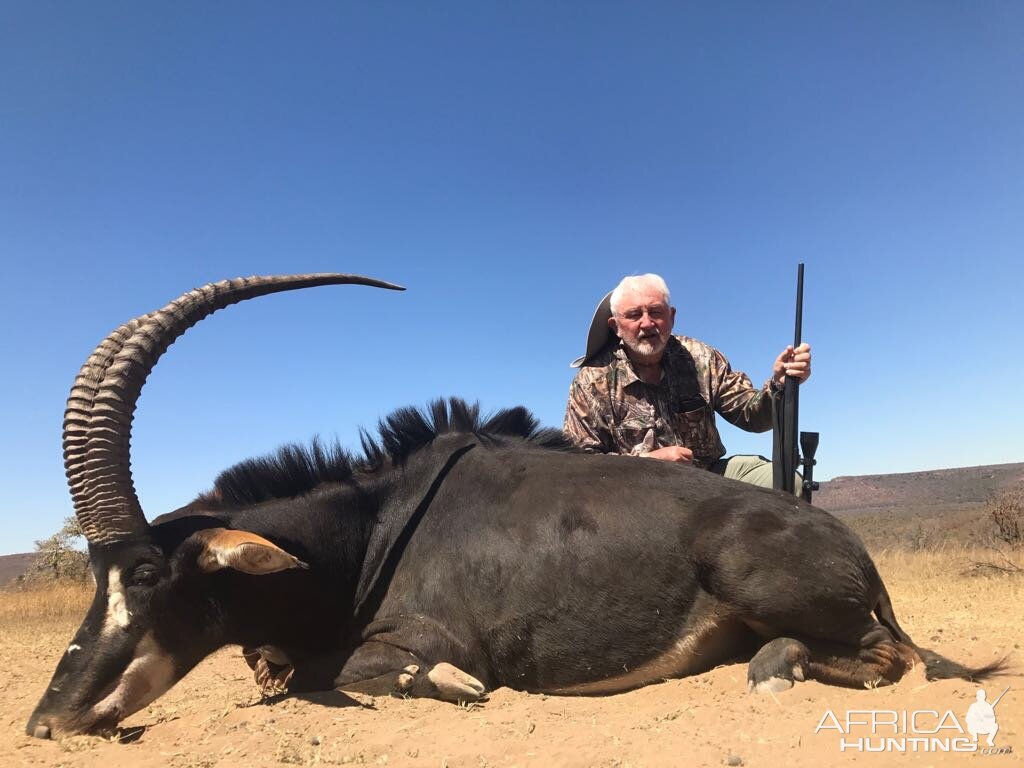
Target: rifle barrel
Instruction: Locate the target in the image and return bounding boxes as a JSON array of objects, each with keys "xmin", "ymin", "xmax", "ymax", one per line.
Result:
[{"xmin": 794, "ymin": 262, "xmax": 804, "ymax": 348}]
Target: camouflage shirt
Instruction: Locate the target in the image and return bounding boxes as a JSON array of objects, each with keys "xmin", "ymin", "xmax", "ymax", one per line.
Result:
[{"xmin": 563, "ymin": 336, "xmax": 779, "ymax": 468}]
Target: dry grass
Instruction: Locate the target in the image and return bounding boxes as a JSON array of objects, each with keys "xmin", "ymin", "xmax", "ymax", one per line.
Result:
[
  {"xmin": 873, "ymin": 544, "xmax": 1024, "ymax": 621},
  {"xmin": 0, "ymin": 581, "xmax": 92, "ymax": 627},
  {"xmin": 869, "ymin": 545, "xmax": 1023, "ymax": 675},
  {"xmin": 872, "ymin": 541, "xmax": 1024, "ymax": 578}
]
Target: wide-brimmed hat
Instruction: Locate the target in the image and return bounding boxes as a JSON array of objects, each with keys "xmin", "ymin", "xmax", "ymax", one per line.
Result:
[{"xmin": 569, "ymin": 291, "xmax": 617, "ymax": 368}]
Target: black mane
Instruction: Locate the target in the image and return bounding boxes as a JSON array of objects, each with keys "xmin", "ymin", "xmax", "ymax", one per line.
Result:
[{"xmin": 197, "ymin": 398, "xmax": 570, "ymax": 508}]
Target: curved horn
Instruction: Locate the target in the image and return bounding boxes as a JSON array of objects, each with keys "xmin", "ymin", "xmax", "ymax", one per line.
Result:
[{"xmin": 64, "ymin": 274, "xmax": 404, "ymax": 545}]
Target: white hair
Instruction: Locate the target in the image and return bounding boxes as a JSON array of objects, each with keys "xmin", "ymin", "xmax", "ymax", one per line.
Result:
[{"xmin": 609, "ymin": 274, "xmax": 672, "ymax": 316}]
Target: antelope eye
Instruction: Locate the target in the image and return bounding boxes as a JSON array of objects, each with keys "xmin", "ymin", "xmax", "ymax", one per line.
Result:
[{"xmin": 129, "ymin": 564, "xmax": 161, "ymax": 587}]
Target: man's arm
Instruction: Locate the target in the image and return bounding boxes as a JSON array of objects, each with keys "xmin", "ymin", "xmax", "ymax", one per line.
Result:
[
  {"xmin": 713, "ymin": 343, "xmax": 812, "ymax": 433},
  {"xmin": 563, "ymin": 377, "xmax": 613, "ymax": 453},
  {"xmin": 710, "ymin": 348, "xmax": 778, "ymax": 433}
]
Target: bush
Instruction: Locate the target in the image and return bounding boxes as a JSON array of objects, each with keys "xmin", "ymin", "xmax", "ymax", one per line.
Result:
[
  {"xmin": 989, "ymin": 487, "xmax": 1024, "ymax": 546},
  {"xmin": 28, "ymin": 516, "xmax": 91, "ymax": 583}
]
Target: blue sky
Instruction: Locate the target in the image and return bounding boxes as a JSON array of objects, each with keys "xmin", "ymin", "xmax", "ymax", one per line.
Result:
[{"xmin": 2, "ymin": 2, "xmax": 1022, "ymax": 554}]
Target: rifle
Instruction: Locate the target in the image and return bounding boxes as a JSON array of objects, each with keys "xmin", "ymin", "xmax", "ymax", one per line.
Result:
[
  {"xmin": 991, "ymin": 686, "xmax": 1010, "ymax": 708},
  {"xmin": 772, "ymin": 263, "xmax": 820, "ymax": 501}
]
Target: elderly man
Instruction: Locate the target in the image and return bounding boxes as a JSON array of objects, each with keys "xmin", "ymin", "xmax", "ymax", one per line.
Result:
[{"xmin": 563, "ymin": 274, "xmax": 812, "ymax": 489}]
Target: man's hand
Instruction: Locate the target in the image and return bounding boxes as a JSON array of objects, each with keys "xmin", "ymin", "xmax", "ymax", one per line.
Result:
[
  {"xmin": 772, "ymin": 343, "xmax": 812, "ymax": 387},
  {"xmin": 645, "ymin": 445, "xmax": 694, "ymax": 463}
]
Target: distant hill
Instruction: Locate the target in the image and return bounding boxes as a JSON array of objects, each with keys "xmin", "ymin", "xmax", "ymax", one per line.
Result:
[
  {"xmin": 815, "ymin": 462, "xmax": 1024, "ymax": 514},
  {"xmin": 0, "ymin": 553, "xmax": 36, "ymax": 587},
  {"xmin": 814, "ymin": 462, "xmax": 1024, "ymax": 550}
]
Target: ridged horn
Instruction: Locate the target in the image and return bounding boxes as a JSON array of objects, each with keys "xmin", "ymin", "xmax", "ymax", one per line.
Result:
[{"xmin": 64, "ymin": 273, "xmax": 404, "ymax": 545}]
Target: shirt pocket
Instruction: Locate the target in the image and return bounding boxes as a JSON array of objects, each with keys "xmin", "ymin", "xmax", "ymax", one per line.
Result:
[
  {"xmin": 612, "ymin": 412, "xmax": 657, "ymax": 455},
  {"xmin": 671, "ymin": 404, "xmax": 716, "ymax": 457}
]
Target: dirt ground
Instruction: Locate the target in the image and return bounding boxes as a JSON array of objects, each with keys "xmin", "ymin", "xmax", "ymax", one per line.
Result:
[{"xmin": 3, "ymin": 550, "xmax": 1022, "ymax": 767}]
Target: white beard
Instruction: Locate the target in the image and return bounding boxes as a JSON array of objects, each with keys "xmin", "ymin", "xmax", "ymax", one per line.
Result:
[{"xmin": 624, "ymin": 334, "xmax": 665, "ymax": 358}]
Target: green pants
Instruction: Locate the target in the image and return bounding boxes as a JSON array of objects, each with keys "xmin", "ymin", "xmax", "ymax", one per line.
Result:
[{"xmin": 708, "ymin": 454, "xmax": 801, "ymax": 495}]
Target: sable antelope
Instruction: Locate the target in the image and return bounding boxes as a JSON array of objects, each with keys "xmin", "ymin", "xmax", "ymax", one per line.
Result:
[{"xmin": 27, "ymin": 274, "xmax": 1003, "ymax": 739}]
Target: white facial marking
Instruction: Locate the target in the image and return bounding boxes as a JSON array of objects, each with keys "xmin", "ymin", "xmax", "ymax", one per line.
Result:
[
  {"xmin": 88, "ymin": 632, "xmax": 176, "ymax": 725},
  {"xmin": 66, "ymin": 644, "xmax": 82, "ymax": 654},
  {"xmin": 103, "ymin": 566, "xmax": 131, "ymax": 634}
]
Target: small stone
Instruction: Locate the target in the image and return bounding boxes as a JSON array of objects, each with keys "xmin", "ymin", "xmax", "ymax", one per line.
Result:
[
  {"xmin": 310, "ymin": 736, "xmax": 321, "ymax": 746},
  {"xmin": 726, "ymin": 755, "xmax": 743, "ymax": 767},
  {"xmin": 525, "ymin": 722, "xmax": 536, "ymax": 734}
]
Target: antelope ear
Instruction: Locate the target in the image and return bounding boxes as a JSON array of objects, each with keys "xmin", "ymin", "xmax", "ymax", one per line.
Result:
[{"xmin": 194, "ymin": 529, "xmax": 309, "ymax": 575}]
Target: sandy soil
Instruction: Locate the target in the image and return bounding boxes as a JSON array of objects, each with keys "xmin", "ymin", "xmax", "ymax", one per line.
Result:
[{"xmin": 3, "ymin": 554, "xmax": 1022, "ymax": 767}]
